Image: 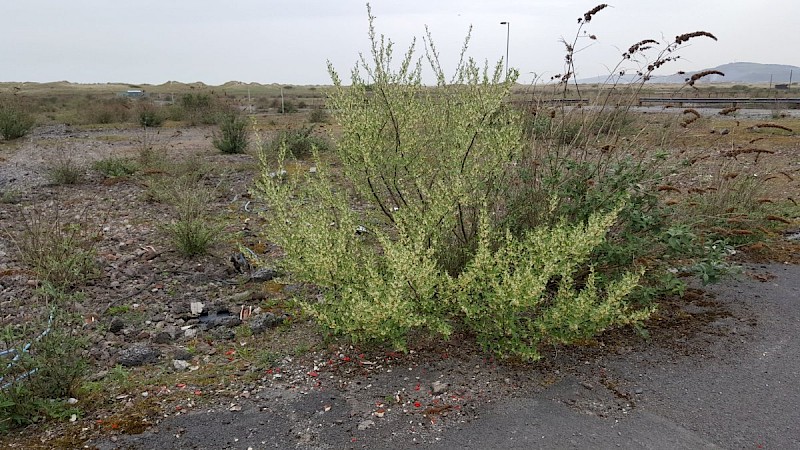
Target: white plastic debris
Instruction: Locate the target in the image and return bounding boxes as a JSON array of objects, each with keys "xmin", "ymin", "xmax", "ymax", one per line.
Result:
[{"xmin": 190, "ymin": 302, "xmax": 204, "ymax": 315}]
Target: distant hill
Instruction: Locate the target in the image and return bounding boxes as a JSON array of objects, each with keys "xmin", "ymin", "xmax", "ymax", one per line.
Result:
[
  {"xmin": 578, "ymin": 62, "xmax": 799, "ymax": 85},
  {"xmin": 0, "ymin": 80, "xmax": 327, "ymax": 98}
]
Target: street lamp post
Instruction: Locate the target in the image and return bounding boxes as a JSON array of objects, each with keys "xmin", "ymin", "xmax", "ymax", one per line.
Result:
[{"xmin": 500, "ymin": 21, "xmax": 510, "ymax": 79}]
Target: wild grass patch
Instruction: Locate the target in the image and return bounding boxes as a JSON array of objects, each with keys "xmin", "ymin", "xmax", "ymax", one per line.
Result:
[
  {"xmin": 6, "ymin": 207, "xmax": 98, "ymax": 291},
  {"xmin": 92, "ymin": 157, "xmax": 139, "ymax": 178}
]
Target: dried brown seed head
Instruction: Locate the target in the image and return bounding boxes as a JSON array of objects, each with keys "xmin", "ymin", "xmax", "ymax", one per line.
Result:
[
  {"xmin": 675, "ymin": 31, "xmax": 718, "ymax": 44},
  {"xmin": 686, "ymin": 70, "xmax": 725, "ymax": 86},
  {"xmin": 754, "ymin": 123, "xmax": 793, "ymax": 132},
  {"xmin": 627, "ymin": 39, "xmax": 658, "ymax": 55},
  {"xmin": 582, "ymin": 4, "xmax": 608, "ymax": 22},
  {"xmin": 683, "ymin": 108, "xmax": 701, "ymax": 118}
]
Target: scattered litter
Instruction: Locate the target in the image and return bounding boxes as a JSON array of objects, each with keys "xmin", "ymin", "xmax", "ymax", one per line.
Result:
[
  {"xmin": 239, "ymin": 305, "xmax": 253, "ymax": 321},
  {"xmin": 190, "ymin": 302, "xmax": 204, "ymax": 316}
]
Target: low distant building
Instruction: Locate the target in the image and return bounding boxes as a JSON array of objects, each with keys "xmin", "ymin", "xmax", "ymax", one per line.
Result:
[
  {"xmin": 774, "ymin": 84, "xmax": 789, "ymax": 90},
  {"xmin": 123, "ymin": 89, "xmax": 145, "ymax": 98}
]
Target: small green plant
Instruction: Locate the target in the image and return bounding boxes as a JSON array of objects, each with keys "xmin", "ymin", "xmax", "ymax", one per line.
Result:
[
  {"xmin": 136, "ymin": 127, "xmax": 202, "ymax": 174},
  {"xmin": 106, "ymin": 305, "xmax": 131, "ymax": 316},
  {"xmin": 106, "ymin": 365, "xmax": 131, "ymax": 389},
  {"xmin": 257, "ymin": 350, "xmax": 281, "ymax": 369},
  {"xmin": 0, "ymin": 189, "xmax": 21, "ymax": 204},
  {"xmin": 234, "ymin": 325, "xmax": 253, "ymax": 340},
  {"xmin": 213, "ymin": 113, "xmax": 249, "ymax": 154},
  {"xmin": 292, "ymin": 344, "xmax": 311, "ymax": 356},
  {"xmin": 688, "ymin": 173, "xmax": 764, "ymax": 218},
  {"xmin": 0, "ymin": 100, "xmax": 35, "ymax": 140},
  {"xmin": 663, "ymin": 225, "xmax": 697, "ymax": 255},
  {"xmin": 34, "ymin": 282, "xmax": 87, "ymax": 304},
  {"xmin": 92, "ymin": 157, "xmax": 139, "ymax": 178},
  {"xmin": 137, "ymin": 145, "xmax": 168, "ymax": 172},
  {"xmin": 686, "ymin": 240, "xmax": 740, "ymax": 285},
  {"xmin": 163, "ymin": 103, "xmax": 186, "ymax": 122}
]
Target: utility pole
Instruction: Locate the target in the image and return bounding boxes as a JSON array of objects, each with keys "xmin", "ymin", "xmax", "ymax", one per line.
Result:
[{"xmin": 500, "ymin": 21, "xmax": 510, "ymax": 79}]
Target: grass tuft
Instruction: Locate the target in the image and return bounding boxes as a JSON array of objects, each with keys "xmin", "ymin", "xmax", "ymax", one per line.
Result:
[
  {"xmin": 6, "ymin": 208, "xmax": 98, "ymax": 291},
  {"xmin": 92, "ymin": 157, "xmax": 139, "ymax": 178}
]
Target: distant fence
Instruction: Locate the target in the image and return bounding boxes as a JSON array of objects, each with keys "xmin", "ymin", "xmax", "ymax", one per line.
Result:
[
  {"xmin": 511, "ymin": 97, "xmax": 800, "ymax": 109},
  {"xmin": 509, "ymin": 98, "xmax": 586, "ymax": 108},
  {"xmin": 638, "ymin": 97, "xmax": 800, "ymax": 108}
]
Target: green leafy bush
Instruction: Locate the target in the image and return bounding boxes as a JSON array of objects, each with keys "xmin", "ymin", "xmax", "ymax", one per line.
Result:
[
  {"xmin": 163, "ymin": 103, "xmax": 186, "ymax": 122},
  {"xmin": 308, "ymin": 108, "xmax": 330, "ymax": 123},
  {"xmin": 1, "ymin": 314, "xmax": 86, "ymax": 433},
  {"xmin": 137, "ymin": 102, "xmax": 164, "ymax": 127},
  {"xmin": 213, "ymin": 113, "xmax": 249, "ymax": 154},
  {"xmin": 0, "ymin": 101, "xmax": 35, "ymax": 140},
  {"xmin": 254, "ymin": 9, "xmax": 650, "ymax": 359},
  {"xmin": 81, "ymin": 98, "xmax": 130, "ymax": 125},
  {"xmin": 179, "ymin": 93, "xmax": 218, "ymax": 125},
  {"xmin": 508, "ymin": 11, "xmax": 723, "ymax": 305},
  {"xmin": 454, "ymin": 208, "xmax": 649, "ymax": 358},
  {"xmin": 264, "ymin": 126, "xmax": 330, "ymax": 159},
  {"xmin": 279, "ymin": 99, "xmax": 297, "ymax": 114}
]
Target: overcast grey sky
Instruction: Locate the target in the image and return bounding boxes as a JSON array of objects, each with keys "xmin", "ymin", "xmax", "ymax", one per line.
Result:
[{"xmin": 2, "ymin": 1, "xmax": 797, "ymax": 85}]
